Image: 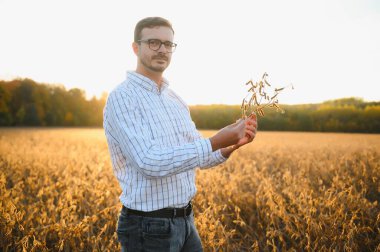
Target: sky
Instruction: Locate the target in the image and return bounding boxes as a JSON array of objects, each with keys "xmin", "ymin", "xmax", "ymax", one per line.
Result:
[{"xmin": 0, "ymin": 0, "xmax": 379, "ymax": 105}]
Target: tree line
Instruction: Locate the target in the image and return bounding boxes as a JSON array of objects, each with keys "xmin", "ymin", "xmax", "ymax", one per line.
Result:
[
  {"xmin": 0, "ymin": 78, "xmax": 379, "ymax": 132},
  {"xmin": 0, "ymin": 79, "xmax": 105, "ymax": 126},
  {"xmin": 191, "ymin": 101, "xmax": 380, "ymax": 133}
]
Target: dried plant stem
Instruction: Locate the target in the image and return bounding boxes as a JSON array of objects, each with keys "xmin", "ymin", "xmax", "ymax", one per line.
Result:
[{"xmin": 241, "ymin": 72, "xmax": 293, "ymax": 118}]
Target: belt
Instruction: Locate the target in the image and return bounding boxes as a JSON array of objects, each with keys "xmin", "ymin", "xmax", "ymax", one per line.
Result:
[{"xmin": 122, "ymin": 202, "xmax": 192, "ymax": 218}]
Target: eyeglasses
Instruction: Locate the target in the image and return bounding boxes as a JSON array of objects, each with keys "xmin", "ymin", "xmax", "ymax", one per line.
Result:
[{"xmin": 138, "ymin": 39, "xmax": 177, "ymax": 53}]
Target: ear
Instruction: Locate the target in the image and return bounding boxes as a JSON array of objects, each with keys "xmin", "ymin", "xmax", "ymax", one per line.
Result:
[{"xmin": 132, "ymin": 42, "xmax": 139, "ymax": 56}]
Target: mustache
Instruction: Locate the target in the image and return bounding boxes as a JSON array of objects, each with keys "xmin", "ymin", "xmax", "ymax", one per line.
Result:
[{"xmin": 152, "ymin": 55, "xmax": 168, "ymax": 61}]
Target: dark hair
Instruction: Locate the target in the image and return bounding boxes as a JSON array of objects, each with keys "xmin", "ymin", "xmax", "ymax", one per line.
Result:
[{"xmin": 134, "ymin": 17, "xmax": 174, "ymax": 42}]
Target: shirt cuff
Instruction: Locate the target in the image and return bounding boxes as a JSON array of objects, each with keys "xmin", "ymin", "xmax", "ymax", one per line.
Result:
[
  {"xmin": 194, "ymin": 138, "xmax": 213, "ymax": 167},
  {"xmin": 215, "ymin": 149, "xmax": 228, "ymax": 163}
]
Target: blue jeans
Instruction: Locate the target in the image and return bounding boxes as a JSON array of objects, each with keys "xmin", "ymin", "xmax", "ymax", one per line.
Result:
[{"xmin": 116, "ymin": 207, "xmax": 203, "ymax": 252}]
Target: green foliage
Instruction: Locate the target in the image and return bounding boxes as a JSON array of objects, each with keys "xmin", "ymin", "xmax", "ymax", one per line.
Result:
[
  {"xmin": 190, "ymin": 99, "xmax": 380, "ymax": 133},
  {"xmin": 0, "ymin": 79, "xmax": 106, "ymax": 127},
  {"xmin": 0, "ymin": 79, "xmax": 379, "ymax": 132},
  {"xmin": 0, "ymin": 85, "xmax": 12, "ymax": 125}
]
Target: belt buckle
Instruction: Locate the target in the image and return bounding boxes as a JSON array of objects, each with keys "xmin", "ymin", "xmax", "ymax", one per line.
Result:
[
  {"xmin": 183, "ymin": 202, "xmax": 191, "ymax": 217},
  {"xmin": 172, "ymin": 202, "xmax": 191, "ymax": 218}
]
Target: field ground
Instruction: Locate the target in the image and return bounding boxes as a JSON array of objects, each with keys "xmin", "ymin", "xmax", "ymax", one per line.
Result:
[{"xmin": 0, "ymin": 128, "xmax": 379, "ymax": 251}]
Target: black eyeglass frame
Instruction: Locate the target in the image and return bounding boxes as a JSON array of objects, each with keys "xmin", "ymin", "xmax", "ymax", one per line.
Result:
[{"xmin": 137, "ymin": 39, "xmax": 177, "ymax": 52}]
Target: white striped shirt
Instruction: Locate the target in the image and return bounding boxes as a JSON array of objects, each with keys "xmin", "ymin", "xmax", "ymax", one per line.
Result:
[{"xmin": 103, "ymin": 71, "xmax": 227, "ymax": 211}]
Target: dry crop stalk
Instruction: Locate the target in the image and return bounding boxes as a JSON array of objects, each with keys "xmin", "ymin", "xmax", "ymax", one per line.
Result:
[{"xmin": 241, "ymin": 72, "xmax": 294, "ymax": 118}]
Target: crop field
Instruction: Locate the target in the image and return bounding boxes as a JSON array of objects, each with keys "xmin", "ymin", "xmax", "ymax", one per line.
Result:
[{"xmin": 0, "ymin": 128, "xmax": 379, "ymax": 251}]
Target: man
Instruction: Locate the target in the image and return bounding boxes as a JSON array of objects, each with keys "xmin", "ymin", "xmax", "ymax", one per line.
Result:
[{"xmin": 103, "ymin": 17, "xmax": 257, "ymax": 252}]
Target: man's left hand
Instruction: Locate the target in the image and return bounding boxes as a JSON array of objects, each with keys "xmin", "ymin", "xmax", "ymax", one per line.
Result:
[{"xmin": 235, "ymin": 113, "xmax": 257, "ymax": 148}]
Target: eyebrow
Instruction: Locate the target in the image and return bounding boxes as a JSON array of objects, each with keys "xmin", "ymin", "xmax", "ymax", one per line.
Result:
[{"xmin": 142, "ymin": 38, "xmax": 174, "ymax": 42}]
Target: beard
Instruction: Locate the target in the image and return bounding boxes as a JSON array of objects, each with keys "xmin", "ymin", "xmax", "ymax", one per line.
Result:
[{"xmin": 140, "ymin": 54, "xmax": 170, "ymax": 73}]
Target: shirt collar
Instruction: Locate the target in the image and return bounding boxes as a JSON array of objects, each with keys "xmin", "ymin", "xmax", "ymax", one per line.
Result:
[{"xmin": 126, "ymin": 71, "xmax": 169, "ymax": 94}]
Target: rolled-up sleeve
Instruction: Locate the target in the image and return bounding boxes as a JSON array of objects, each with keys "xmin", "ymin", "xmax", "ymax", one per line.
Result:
[
  {"xmin": 191, "ymin": 125, "xmax": 228, "ymax": 169},
  {"xmin": 201, "ymin": 148, "xmax": 228, "ymax": 169}
]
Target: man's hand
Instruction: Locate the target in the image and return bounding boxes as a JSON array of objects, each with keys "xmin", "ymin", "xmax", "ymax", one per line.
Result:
[
  {"xmin": 209, "ymin": 113, "xmax": 258, "ymax": 152},
  {"xmin": 235, "ymin": 113, "xmax": 257, "ymax": 148},
  {"xmin": 219, "ymin": 113, "xmax": 258, "ymax": 158}
]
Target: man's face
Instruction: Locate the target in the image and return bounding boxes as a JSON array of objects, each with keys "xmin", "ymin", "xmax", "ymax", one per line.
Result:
[{"xmin": 135, "ymin": 26, "xmax": 174, "ymax": 73}]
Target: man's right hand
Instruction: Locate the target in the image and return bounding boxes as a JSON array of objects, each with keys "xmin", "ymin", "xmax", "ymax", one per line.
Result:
[{"xmin": 209, "ymin": 114, "xmax": 257, "ymax": 152}]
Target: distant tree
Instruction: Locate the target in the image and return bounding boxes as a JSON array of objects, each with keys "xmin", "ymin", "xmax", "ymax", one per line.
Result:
[
  {"xmin": 362, "ymin": 106, "xmax": 380, "ymax": 133},
  {"xmin": 64, "ymin": 112, "xmax": 74, "ymax": 126},
  {"xmin": 323, "ymin": 97, "xmax": 365, "ymax": 108},
  {"xmin": 15, "ymin": 106, "xmax": 25, "ymax": 125},
  {"xmin": 24, "ymin": 103, "xmax": 41, "ymax": 126},
  {"xmin": 10, "ymin": 79, "xmax": 35, "ymax": 116},
  {"xmin": 48, "ymin": 86, "xmax": 68, "ymax": 125},
  {"xmin": 0, "ymin": 85, "xmax": 12, "ymax": 125}
]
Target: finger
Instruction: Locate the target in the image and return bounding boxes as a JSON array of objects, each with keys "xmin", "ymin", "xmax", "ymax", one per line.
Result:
[
  {"xmin": 250, "ymin": 121, "xmax": 258, "ymax": 129},
  {"xmin": 245, "ymin": 119, "xmax": 254, "ymax": 126},
  {"xmin": 246, "ymin": 126, "xmax": 257, "ymax": 137},
  {"xmin": 246, "ymin": 117, "xmax": 257, "ymax": 126},
  {"xmin": 246, "ymin": 124, "xmax": 257, "ymax": 132},
  {"xmin": 245, "ymin": 129, "xmax": 255, "ymax": 140},
  {"xmin": 245, "ymin": 127, "xmax": 256, "ymax": 135}
]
